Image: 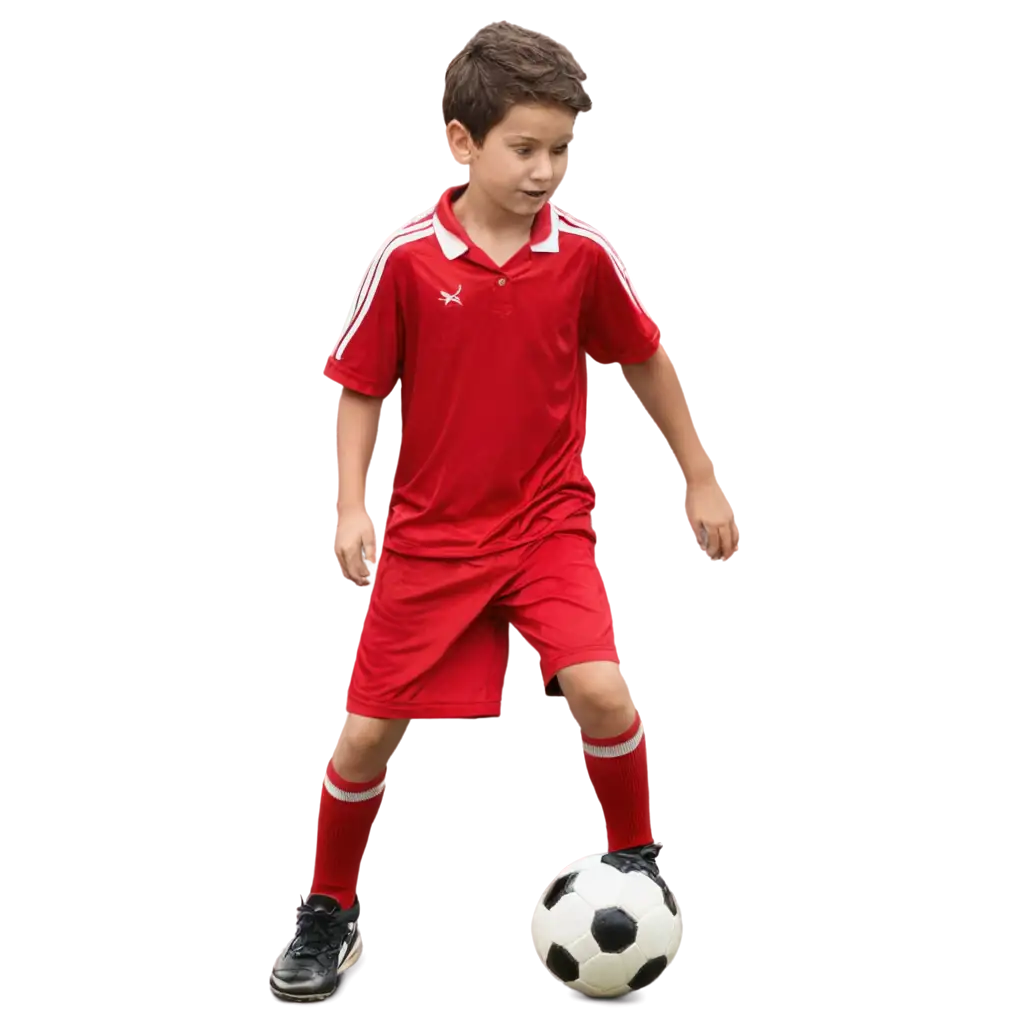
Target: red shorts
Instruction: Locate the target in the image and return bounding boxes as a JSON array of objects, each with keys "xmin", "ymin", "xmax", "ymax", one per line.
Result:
[{"xmin": 346, "ymin": 520, "xmax": 618, "ymax": 719}]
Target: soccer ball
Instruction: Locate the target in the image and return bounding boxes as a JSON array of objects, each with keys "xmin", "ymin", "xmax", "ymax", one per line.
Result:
[{"xmin": 531, "ymin": 850, "xmax": 683, "ymax": 998}]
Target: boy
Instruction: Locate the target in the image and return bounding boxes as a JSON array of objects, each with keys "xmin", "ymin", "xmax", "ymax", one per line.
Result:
[{"xmin": 270, "ymin": 21, "xmax": 739, "ymax": 1002}]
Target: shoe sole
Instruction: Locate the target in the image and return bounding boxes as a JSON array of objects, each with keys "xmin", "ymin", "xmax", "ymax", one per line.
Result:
[{"xmin": 269, "ymin": 931, "xmax": 364, "ymax": 1003}]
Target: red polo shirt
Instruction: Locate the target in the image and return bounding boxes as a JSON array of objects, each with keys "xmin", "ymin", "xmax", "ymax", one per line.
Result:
[{"xmin": 323, "ymin": 184, "xmax": 661, "ymax": 558}]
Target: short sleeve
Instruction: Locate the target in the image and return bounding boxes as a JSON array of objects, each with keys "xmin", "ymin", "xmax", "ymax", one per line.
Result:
[
  {"xmin": 323, "ymin": 250, "xmax": 404, "ymax": 397},
  {"xmin": 580, "ymin": 242, "xmax": 661, "ymax": 365}
]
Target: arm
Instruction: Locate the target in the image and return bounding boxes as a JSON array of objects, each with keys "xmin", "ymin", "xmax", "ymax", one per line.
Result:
[
  {"xmin": 581, "ymin": 236, "xmax": 741, "ymax": 561},
  {"xmin": 618, "ymin": 344, "xmax": 741, "ymax": 557},
  {"xmin": 335, "ymin": 391, "xmax": 385, "ymax": 520},
  {"xmin": 621, "ymin": 346, "xmax": 713, "ymax": 485},
  {"xmin": 319, "ymin": 234, "xmax": 403, "ymax": 581}
]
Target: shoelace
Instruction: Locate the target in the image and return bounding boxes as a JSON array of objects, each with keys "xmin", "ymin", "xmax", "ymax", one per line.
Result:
[{"xmin": 288, "ymin": 899, "xmax": 345, "ymax": 956}]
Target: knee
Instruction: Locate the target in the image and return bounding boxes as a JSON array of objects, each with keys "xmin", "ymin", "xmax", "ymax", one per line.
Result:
[
  {"xmin": 558, "ymin": 662, "xmax": 636, "ymax": 737},
  {"xmin": 332, "ymin": 715, "xmax": 409, "ymax": 782}
]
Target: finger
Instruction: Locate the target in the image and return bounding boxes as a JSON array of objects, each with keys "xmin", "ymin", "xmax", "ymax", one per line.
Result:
[
  {"xmin": 356, "ymin": 536, "xmax": 380, "ymax": 585},
  {"xmin": 329, "ymin": 544, "xmax": 350, "ymax": 585},
  {"xmin": 333, "ymin": 552, "xmax": 358, "ymax": 585},
  {"xmin": 731, "ymin": 520, "xmax": 740, "ymax": 553},
  {"xmin": 347, "ymin": 545, "xmax": 369, "ymax": 579},
  {"xmin": 692, "ymin": 524, "xmax": 708, "ymax": 557},
  {"xmin": 733, "ymin": 520, "xmax": 749, "ymax": 552},
  {"xmin": 718, "ymin": 523, "xmax": 734, "ymax": 560},
  {"xmin": 705, "ymin": 525, "xmax": 722, "ymax": 559},
  {"xmin": 364, "ymin": 532, "xmax": 377, "ymax": 565},
  {"xmin": 331, "ymin": 532, "xmax": 356, "ymax": 573}
]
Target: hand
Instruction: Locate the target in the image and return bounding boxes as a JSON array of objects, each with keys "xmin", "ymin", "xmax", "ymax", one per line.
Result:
[
  {"xmin": 335, "ymin": 507, "xmax": 377, "ymax": 586},
  {"xmin": 686, "ymin": 476, "xmax": 739, "ymax": 561}
]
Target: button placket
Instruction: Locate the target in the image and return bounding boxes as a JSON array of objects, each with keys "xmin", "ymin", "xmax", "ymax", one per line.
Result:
[{"xmin": 492, "ymin": 272, "xmax": 514, "ymax": 317}]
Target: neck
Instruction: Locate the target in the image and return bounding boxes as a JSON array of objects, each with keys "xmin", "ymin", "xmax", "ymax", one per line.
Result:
[{"xmin": 452, "ymin": 181, "xmax": 534, "ymax": 237}]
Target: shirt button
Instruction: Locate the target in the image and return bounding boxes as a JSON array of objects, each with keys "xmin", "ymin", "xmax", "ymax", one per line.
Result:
[{"xmin": 497, "ymin": 277, "xmax": 507, "ymax": 286}]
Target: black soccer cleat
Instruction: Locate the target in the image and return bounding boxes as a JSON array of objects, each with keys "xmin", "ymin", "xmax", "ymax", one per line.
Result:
[
  {"xmin": 604, "ymin": 841, "xmax": 664, "ymax": 877},
  {"xmin": 269, "ymin": 894, "xmax": 363, "ymax": 1002}
]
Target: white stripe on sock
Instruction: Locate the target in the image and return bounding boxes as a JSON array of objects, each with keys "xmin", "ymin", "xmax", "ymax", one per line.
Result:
[
  {"xmin": 583, "ymin": 722, "xmax": 645, "ymax": 759},
  {"xmin": 324, "ymin": 776, "xmax": 386, "ymax": 802}
]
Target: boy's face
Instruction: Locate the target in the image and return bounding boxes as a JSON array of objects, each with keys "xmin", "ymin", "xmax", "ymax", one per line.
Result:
[{"xmin": 448, "ymin": 102, "xmax": 576, "ymax": 218}]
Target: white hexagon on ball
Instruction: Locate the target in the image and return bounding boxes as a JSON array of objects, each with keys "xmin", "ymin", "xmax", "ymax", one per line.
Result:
[
  {"xmin": 544, "ymin": 892, "xmax": 593, "ymax": 946},
  {"xmin": 636, "ymin": 904, "xmax": 682, "ymax": 962},
  {"xmin": 571, "ymin": 863, "xmax": 626, "ymax": 910},
  {"xmin": 618, "ymin": 869, "xmax": 667, "ymax": 918}
]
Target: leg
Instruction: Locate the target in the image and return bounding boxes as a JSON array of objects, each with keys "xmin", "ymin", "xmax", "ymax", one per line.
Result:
[
  {"xmin": 558, "ymin": 660, "xmax": 653, "ymax": 854},
  {"xmin": 271, "ymin": 715, "xmax": 408, "ymax": 1001},
  {"xmin": 273, "ymin": 549, "xmax": 512, "ymax": 1002},
  {"xmin": 311, "ymin": 547, "xmax": 514, "ymax": 907},
  {"xmin": 492, "ymin": 527, "xmax": 652, "ymax": 853},
  {"xmin": 310, "ymin": 714, "xmax": 410, "ymax": 908},
  {"xmin": 329, "ymin": 712, "xmax": 413, "ymax": 782}
]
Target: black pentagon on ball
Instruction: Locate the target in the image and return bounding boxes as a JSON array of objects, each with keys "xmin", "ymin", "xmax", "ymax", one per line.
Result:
[
  {"xmin": 591, "ymin": 907, "xmax": 638, "ymax": 953},
  {"xmin": 546, "ymin": 943, "xmax": 580, "ymax": 983},
  {"xmin": 629, "ymin": 955, "xmax": 669, "ymax": 990},
  {"xmin": 543, "ymin": 872, "xmax": 579, "ymax": 910}
]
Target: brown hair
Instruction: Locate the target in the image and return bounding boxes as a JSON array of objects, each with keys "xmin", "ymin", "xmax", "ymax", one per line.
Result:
[{"xmin": 443, "ymin": 21, "xmax": 592, "ymax": 147}]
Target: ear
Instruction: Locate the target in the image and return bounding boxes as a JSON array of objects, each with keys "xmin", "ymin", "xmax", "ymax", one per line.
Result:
[{"xmin": 446, "ymin": 119, "xmax": 477, "ymax": 166}]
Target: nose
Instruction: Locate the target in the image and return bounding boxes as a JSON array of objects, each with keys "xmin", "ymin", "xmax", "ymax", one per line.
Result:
[{"xmin": 530, "ymin": 154, "xmax": 554, "ymax": 184}]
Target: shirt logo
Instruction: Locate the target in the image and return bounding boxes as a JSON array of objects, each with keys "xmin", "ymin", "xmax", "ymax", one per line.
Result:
[{"xmin": 439, "ymin": 284, "xmax": 463, "ymax": 306}]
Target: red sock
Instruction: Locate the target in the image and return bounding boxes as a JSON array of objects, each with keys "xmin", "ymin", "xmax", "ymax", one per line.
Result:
[
  {"xmin": 582, "ymin": 711, "xmax": 654, "ymax": 852},
  {"xmin": 309, "ymin": 761, "xmax": 387, "ymax": 910}
]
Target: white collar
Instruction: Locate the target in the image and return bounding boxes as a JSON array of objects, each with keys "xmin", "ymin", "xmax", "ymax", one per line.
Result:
[{"xmin": 432, "ymin": 207, "xmax": 560, "ymax": 260}]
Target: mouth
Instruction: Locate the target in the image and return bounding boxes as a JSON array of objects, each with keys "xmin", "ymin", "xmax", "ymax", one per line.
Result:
[{"xmin": 522, "ymin": 190, "xmax": 547, "ymax": 199}]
